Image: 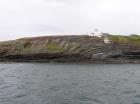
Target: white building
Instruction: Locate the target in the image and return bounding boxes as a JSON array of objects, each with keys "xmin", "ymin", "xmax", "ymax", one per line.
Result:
[
  {"xmin": 94, "ymin": 29, "xmax": 102, "ymax": 37},
  {"xmin": 88, "ymin": 29, "xmax": 102, "ymax": 37},
  {"xmin": 87, "ymin": 29, "xmax": 111, "ymax": 44}
]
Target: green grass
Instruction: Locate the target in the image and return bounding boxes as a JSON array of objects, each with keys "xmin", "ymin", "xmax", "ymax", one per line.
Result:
[
  {"xmin": 108, "ymin": 35, "xmax": 128, "ymax": 43},
  {"xmin": 108, "ymin": 35, "xmax": 140, "ymax": 43},
  {"xmin": 126, "ymin": 35, "xmax": 140, "ymax": 42},
  {"xmin": 47, "ymin": 42, "xmax": 64, "ymax": 51}
]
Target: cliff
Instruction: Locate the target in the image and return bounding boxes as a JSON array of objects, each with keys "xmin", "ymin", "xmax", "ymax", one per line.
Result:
[{"xmin": 0, "ymin": 35, "xmax": 140, "ymax": 63}]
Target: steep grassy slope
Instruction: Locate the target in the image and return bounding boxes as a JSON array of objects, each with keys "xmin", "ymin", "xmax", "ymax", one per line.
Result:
[{"xmin": 0, "ymin": 35, "xmax": 140, "ymax": 63}]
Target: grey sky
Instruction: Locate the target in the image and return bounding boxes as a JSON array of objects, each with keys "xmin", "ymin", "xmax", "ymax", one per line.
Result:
[{"xmin": 0, "ymin": 0, "xmax": 140, "ymax": 40}]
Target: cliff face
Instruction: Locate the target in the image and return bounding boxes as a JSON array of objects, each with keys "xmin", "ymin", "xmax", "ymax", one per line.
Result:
[{"xmin": 1, "ymin": 35, "xmax": 140, "ymax": 63}]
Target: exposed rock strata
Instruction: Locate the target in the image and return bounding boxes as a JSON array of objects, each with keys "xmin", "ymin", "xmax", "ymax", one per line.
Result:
[{"xmin": 0, "ymin": 35, "xmax": 140, "ymax": 63}]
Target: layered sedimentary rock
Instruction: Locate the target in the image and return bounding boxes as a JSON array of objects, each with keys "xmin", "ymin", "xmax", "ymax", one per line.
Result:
[{"xmin": 0, "ymin": 35, "xmax": 140, "ymax": 63}]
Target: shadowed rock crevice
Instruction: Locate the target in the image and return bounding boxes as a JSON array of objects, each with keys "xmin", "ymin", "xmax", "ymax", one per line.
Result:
[{"xmin": 108, "ymin": 51, "xmax": 140, "ymax": 59}]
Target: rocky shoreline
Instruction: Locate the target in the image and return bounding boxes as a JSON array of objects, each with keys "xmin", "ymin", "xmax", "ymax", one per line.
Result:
[{"xmin": 0, "ymin": 35, "xmax": 140, "ymax": 63}]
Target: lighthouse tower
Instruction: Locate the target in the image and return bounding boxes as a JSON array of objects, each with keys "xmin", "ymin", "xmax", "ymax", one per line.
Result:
[{"xmin": 93, "ymin": 29, "xmax": 102, "ymax": 37}]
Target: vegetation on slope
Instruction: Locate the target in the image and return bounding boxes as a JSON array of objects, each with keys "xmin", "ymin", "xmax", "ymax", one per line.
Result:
[
  {"xmin": 0, "ymin": 34, "xmax": 140, "ymax": 62},
  {"xmin": 108, "ymin": 34, "xmax": 140, "ymax": 44}
]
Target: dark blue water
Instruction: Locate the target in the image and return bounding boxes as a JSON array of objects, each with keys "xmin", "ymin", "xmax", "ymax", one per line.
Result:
[{"xmin": 0, "ymin": 63, "xmax": 140, "ymax": 104}]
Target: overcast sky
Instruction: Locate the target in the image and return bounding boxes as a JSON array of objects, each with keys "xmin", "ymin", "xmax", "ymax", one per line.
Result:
[{"xmin": 0, "ymin": 0, "xmax": 140, "ymax": 40}]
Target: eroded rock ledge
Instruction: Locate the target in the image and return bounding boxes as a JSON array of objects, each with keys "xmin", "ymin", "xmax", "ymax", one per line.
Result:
[{"xmin": 0, "ymin": 35, "xmax": 140, "ymax": 63}]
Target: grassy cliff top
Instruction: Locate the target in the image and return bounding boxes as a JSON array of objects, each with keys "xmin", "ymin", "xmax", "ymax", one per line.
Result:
[{"xmin": 108, "ymin": 35, "xmax": 140, "ymax": 43}]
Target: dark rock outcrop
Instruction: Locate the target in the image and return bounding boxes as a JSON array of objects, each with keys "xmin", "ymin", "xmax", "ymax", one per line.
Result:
[{"xmin": 0, "ymin": 35, "xmax": 140, "ymax": 63}]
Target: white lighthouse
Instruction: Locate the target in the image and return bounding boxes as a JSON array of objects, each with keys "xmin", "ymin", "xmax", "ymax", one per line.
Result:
[
  {"xmin": 88, "ymin": 29, "xmax": 103, "ymax": 37},
  {"xmin": 94, "ymin": 29, "xmax": 102, "ymax": 37}
]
